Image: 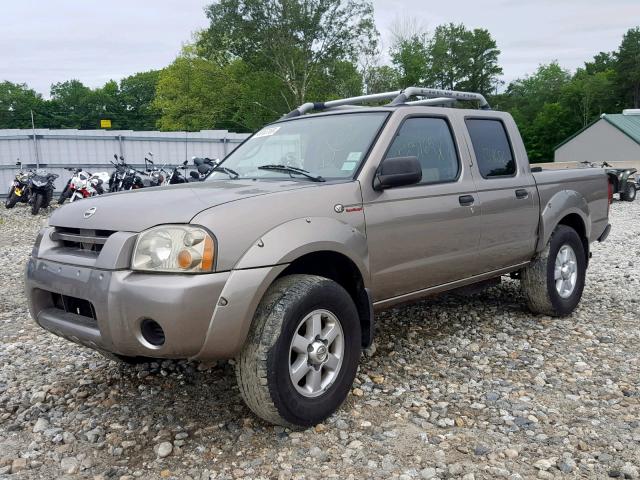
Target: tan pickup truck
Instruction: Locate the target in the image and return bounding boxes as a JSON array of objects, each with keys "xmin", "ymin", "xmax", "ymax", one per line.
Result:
[{"xmin": 25, "ymin": 87, "xmax": 611, "ymax": 428}]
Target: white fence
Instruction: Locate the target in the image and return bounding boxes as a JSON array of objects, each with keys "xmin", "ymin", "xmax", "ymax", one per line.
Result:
[{"xmin": 0, "ymin": 128, "xmax": 250, "ymax": 196}]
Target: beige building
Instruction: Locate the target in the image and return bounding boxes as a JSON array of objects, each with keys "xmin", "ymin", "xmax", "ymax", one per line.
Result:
[{"xmin": 554, "ymin": 111, "xmax": 640, "ymax": 165}]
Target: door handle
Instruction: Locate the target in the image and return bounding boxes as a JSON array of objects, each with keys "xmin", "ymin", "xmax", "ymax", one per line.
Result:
[
  {"xmin": 459, "ymin": 195, "xmax": 475, "ymax": 206},
  {"xmin": 515, "ymin": 189, "xmax": 529, "ymax": 199}
]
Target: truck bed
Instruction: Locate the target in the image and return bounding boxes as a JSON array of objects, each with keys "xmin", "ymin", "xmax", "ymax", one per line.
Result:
[{"xmin": 532, "ymin": 167, "xmax": 610, "ymax": 246}]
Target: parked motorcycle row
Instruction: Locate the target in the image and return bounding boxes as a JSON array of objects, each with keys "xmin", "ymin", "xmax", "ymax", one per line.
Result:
[
  {"xmin": 4, "ymin": 162, "xmax": 58, "ymax": 215},
  {"xmin": 4, "ymin": 154, "xmax": 220, "ymax": 215}
]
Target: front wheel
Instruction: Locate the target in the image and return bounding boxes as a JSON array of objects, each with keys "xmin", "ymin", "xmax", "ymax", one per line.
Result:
[
  {"xmin": 58, "ymin": 187, "xmax": 71, "ymax": 204},
  {"xmin": 5, "ymin": 188, "xmax": 18, "ymax": 209},
  {"xmin": 521, "ymin": 225, "xmax": 586, "ymax": 316},
  {"xmin": 31, "ymin": 193, "xmax": 44, "ymax": 215},
  {"xmin": 620, "ymin": 182, "xmax": 636, "ymax": 202},
  {"xmin": 236, "ymin": 274, "xmax": 361, "ymax": 428}
]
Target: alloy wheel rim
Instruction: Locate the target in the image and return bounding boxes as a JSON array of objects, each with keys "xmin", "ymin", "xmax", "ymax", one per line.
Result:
[
  {"xmin": 554, "ymin": 244, "xmax": 578, "ymax": 298},
  {"xmin": 288, "ymin": 309, "xmax": 344, "ymax": 398}
]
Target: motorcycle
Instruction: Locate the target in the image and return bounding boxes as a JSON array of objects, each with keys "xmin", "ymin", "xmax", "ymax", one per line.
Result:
[
  {"xmin": 109, "ymin": 155, "xmax": 144, "ymax": 192},
  {"xmin": 28, "ymin": 169, "xmax": 58, "ymax": 215},
  {"xmin": 191, "ymin": 157, "xmax": 217, "ymax": 181},
  {"xmin": 168, "ymin": 160, "xmax": 190, "ymax": 184},
  {"xmin": 5, "ymin": 160, "xmax": 34, "ymax": 209},
  {"xmin": 59, "ymin": 168, "xmax": 110, "ymax": 203},
  {"xmin": 142, "ymin": 153, "xmax": 169, "ymax": 187}
]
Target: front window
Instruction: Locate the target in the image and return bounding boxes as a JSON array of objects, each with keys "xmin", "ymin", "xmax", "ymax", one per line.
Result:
[{"xmin": 208, "ymin": 112, "xmax": 388, "ymax": 181}]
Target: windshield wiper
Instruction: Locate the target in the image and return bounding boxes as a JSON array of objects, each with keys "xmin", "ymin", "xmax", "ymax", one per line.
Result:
[
  {"xmin": 212, "ymin": 166, "xmax": 240, "ymax": 179},
  {"xmin": 257, "ymin": 164, "xmax": 325, "ymax": 182}
]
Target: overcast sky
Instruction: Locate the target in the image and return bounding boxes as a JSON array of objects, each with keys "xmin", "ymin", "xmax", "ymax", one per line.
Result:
[{"xmin": 1, "ymin": 0, "xmax": 638, "ymax": 97}]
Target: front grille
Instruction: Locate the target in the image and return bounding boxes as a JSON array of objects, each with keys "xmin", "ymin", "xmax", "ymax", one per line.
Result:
[
  {"xmin": 50, "ymin": 227, "xmax": 115, "ymax": 253},
  {"xmin": 51, "ymin": 292, "xmax": 97, "ymax": 320}
]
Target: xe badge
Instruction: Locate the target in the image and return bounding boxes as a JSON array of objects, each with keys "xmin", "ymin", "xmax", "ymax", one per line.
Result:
[{"xmin": 83, "ymin": 207, "xmax": 97, "ymax": 219}]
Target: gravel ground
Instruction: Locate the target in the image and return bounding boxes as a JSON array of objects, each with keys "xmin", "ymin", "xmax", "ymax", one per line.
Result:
[{"xmin": 0, "ymin": 200, "xmax": 639, "ymax": 480}]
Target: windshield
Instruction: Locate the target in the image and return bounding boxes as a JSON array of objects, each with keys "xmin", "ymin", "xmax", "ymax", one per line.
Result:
[{"xmin": 207, "ymin": 112, "xmax": 388, "ymax": 181}]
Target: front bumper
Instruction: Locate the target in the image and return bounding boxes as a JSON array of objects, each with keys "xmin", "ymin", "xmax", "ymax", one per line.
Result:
[
  {"xmin": 26, "ymin": 257, "xmax": 231, "ymax": 358},
  {"xmin": 25, "ymin": 257, "xmax": 287, "ymax": 361}
]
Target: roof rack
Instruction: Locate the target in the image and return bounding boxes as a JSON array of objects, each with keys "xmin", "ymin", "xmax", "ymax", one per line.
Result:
[{"xmin": 283, "ymin": 87, "xmax": 490, "ymax": 118}]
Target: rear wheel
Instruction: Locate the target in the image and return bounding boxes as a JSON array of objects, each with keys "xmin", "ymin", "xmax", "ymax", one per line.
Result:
[
  {"xmin": 31, "ymin": 193, "xmax": 44, "ymax": 215},
  {"xmin": 521, "ymin": 225, "xmax": 586, "ymax": 316},
  {"xmin": 620, "ymin": 182, "xmax": 636, "ymax": 202},
  {"xmin": 236, "ymin": 274, "xmax": 361, "ymax": 428}
]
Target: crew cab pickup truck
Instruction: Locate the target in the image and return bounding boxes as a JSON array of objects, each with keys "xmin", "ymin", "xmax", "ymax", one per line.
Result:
[{"xmin": 25, "ymin": 87, "xmax": 611, "ymax": 428}]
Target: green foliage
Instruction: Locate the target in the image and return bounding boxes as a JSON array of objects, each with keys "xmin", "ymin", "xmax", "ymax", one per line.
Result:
[
  {"xmin": 390, "ymin": 34, "xmax": 431, "ymax": 87},
  {"xmin": 197, "ymin": 0, "xmax": 378, "ymax": 108},
  {"xmin": 0, "ymin": 81, "xmax": 44, "ymax": 128},
  {"xmin": 119, "ymin": 70, "xmax": 162, "ymax": 130},
  {"xmin": 389, "ymin": 23, "xmax": 502, "ymax": 95},
  {"xmin": 617, "ymin": 27, "xmax": 640, "ymax": 107}
]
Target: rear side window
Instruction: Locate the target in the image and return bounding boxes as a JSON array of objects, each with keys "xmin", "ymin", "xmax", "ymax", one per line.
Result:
[
  {"xmin": 385, "ymin": 117, "xmax": 459, "ymax": 184},
  {"xmin": 465, "ymin": 119, "xmax": 516, "ymax": 178}
]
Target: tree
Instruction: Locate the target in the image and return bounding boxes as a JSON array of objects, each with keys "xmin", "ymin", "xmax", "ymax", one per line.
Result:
[
  {"xmin": 0, "ymin": 81, "xmax": 44, "ymax": 128},
  {"xmin": 48, "ymin": 80, "xmax": 97, "ymax": 128},
  {"xmin": 458, "ymin": 28, "xmax": 503, "ymax": 94},
  {"xmin": 428, "ymin": 23, "xmax": 471, "ymax": 91},
  {"xmin": 617, "ymin": 27, "xmax": 640, "ymax": 107},
  {"xmin": 428, "ymin": 24, "xmax": 502, "ymax": 95},
  {"xmin": 365, "ymin": 65, "xmax": 400, "ymax": 93},
  {"xmin": 197, "ymin": 0, "xmax": 377, "ymax": 108},
  {"xmin": 562, "ymin": 69, "xmax": 617, "ymax": 127},
  {"xmin": 119, "ymin": 70, "xmax": 161, "ymax": 130},
  {"xmin": 390, "ymin": 34, "xmax": 431, "ymax": 87}
]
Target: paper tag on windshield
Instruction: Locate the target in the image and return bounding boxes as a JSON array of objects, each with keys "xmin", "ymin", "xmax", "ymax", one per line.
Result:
[
  {"xmin": 253, "ymin": 126, "xmax": 280, "ymax": 138},
  {"xmin": 341, "ymin": 161, "xmax": 357, "ymax": 171},
  {"xmin": 347, "ymin": 152, "xmax": 362, "ymax": 162}
]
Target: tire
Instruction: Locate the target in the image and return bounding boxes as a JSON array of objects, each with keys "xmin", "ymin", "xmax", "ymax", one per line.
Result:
[
  {"xmin": 236, "ymin": 274, "xmax": 361, "ymax": 428},
  {"xmin": 31, "ymin": 193, "xmax": 44, "ymax": 215},
  {"xmin": 620, "ymin": 182, "xmax": 636, "ymax": 202},
  {"xmin": 5, "ymin": 189, "xmax": 18, "ymax": 209},
  {"xmin": 521, "ymin": 225, "xmax": 586, "ymax": 317},
  {"xmin": 58, "ymin": 188, "xmax": 70, "ymax": 204}
]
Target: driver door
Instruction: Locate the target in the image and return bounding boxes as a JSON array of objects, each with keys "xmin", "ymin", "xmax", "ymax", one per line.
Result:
[{"xmin": 363, "ymin": 115, "xmax": 483, "ymax": 301}]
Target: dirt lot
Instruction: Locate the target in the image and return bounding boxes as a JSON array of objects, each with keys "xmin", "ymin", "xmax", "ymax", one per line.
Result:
[{"xmin": 0, "ymin": 200, "xmax": 639, "ymax": 480}]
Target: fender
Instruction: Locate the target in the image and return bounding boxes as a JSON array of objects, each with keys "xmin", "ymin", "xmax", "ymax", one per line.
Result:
[
  {"xmin": 195, "ymin": 217, "xmax": 370, "ymax": 360},
  {"xmin": 234, "ymin": 216, "xmax": 370, "ymax": 286},
  {"xmin": 535, "ymin": 189, "xmax": 591, "ymax": 253}
]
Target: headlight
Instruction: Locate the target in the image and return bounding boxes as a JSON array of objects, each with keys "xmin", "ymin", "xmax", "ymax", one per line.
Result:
[{"xmin": 131, "ymin": 225, "xmax": 215, "ymax": 273}]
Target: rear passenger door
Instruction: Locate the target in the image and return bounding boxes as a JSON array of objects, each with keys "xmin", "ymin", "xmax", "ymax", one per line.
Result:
[
  {"xmin": 364, "ymin": 115, "xmax": 484, "ymax": 301},
  {"xmin": 463, "ymin": 117, "xmax": 539, "ymax": 271}
]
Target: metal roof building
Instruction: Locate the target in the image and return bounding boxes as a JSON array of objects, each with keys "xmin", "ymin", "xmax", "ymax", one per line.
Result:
[{"xmin": 554, "ymin": 110, "xmax": 640, "ymax": 163}]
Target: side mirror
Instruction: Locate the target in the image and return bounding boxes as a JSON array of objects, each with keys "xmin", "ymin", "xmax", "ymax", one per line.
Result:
[
  {"xmin": 114, "ymin": 154, "xmax": 118, "ymax": 160},
  {"xmin": 119, "ymin": 155, "xmax": 124, "ymax": 161},
  {"xmin": 16, "ymin": 161, "xmax": 21, "ymax": 166},
  {"xmin": 182, "ymin": 160, "xmax": 188, "ymax": 166},
  {"xmin": 373, "ymin": 156, "xmax": 422, "ymax": 191},
  {"xmin": 189, "ymin": 171, "xmax": 200, "ymax": 179}
]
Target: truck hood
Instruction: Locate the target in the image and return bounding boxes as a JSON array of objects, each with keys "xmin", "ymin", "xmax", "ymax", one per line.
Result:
[{"xmin": 49, "ymin": 180, "xmax": 315, "ymax": 232}]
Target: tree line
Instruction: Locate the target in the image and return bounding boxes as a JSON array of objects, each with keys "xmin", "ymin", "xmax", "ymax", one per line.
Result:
[{"xmin": 1, "ymin": 0, "xmax": 639, "ymax": 162}]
